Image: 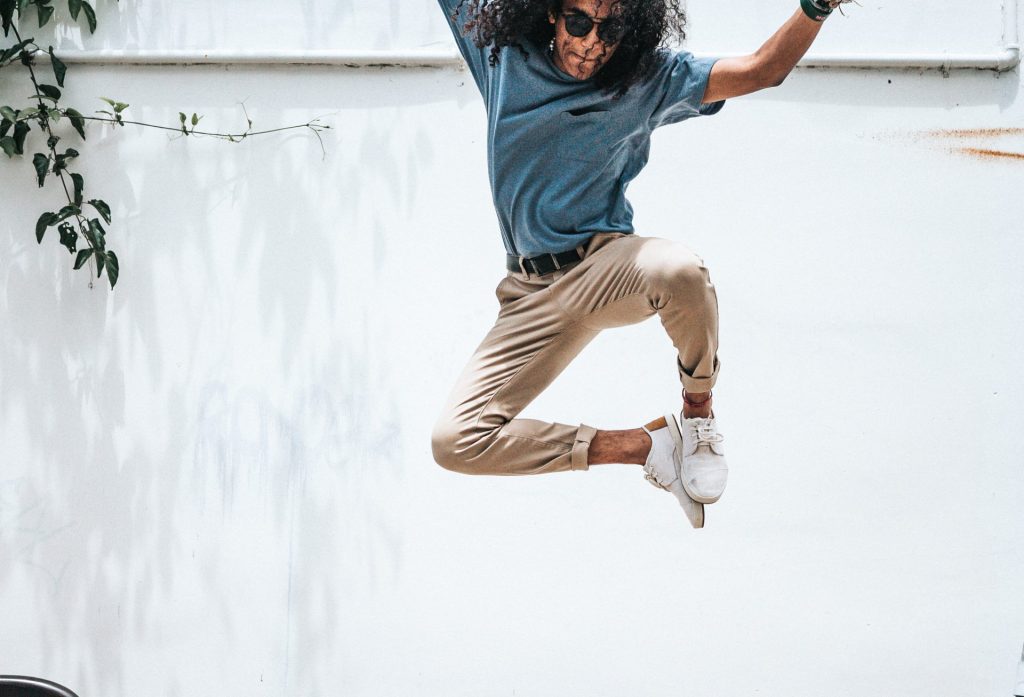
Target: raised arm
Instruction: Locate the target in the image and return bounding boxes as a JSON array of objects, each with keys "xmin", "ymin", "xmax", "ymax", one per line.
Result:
[
  {"xmin": 436, "ymin": 0, "xmax": 491, "ymax": 97},
  {"xmin": 702, "ymin": 3, "xmax": 842, "ymax": 104}
]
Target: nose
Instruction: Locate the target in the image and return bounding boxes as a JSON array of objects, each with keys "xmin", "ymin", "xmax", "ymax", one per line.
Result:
[{"xmin": 579, "ymin": 23, "xmax": 602, "ymax": 48}]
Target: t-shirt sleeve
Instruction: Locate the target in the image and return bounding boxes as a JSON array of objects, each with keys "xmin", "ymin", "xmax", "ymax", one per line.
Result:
[
  {"xmin": 436, "ymin": 0, "xmax": 490, "ymax": 97},
  {"xmin": 646, "ymin": 49, "xmax": 725, "ymax": 130}
]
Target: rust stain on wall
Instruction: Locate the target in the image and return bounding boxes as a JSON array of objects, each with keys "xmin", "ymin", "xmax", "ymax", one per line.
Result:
[
  {"xmin": 926, "ymin": 128, "xmax": 1024, "ymax": 139},
  {"xmin": 919, "ymin": 128, "xmax": 1024, "ymax": 161},
  {"xmin": 957, "ymin": 147, "xmax": 1024, "ymax": 161}
]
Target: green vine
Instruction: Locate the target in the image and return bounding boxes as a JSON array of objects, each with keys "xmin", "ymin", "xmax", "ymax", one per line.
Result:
[{"xmin": 1, "ymin": 0, "xmax": 330, "ymax": 289}]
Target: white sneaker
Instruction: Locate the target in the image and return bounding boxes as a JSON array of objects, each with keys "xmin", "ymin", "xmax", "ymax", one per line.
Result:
[
  {"xmin": 677, "ymin": 412, "xmax": 728, "ymax": 504},
  {"xmin": 642, "ymin": 415, "xmax": 704, "ymax": 529}
]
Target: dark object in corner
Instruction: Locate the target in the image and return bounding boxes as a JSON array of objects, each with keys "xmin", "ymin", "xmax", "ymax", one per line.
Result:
[{"xmin": 0, "ymin": 676, "xmax": 80, "ymax": 697}]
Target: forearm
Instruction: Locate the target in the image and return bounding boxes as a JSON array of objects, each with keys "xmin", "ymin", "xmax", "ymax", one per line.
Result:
[{"xmin": 752, "ymin": 8, "xmax": 826, "ymax": 87}]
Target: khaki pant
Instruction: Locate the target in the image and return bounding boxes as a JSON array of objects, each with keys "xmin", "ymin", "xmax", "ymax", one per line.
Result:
[{"xmin": 431, "ymin": 232, "xmax": 720, "ymax": 476}]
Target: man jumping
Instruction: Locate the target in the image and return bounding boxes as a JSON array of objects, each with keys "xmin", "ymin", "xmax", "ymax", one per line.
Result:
[{"xmin": 431, "ymin": 0, "xmax": 850, "ymax": 527}]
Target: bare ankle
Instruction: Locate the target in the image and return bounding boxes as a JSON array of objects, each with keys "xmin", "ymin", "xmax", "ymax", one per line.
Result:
[
  {"xmin": 588, "ymin": 428, "xmax": 650, "ymax": 466},
  {"xmin": 682, "ymin": 391, "xmax": 713, "ymax": 420}
]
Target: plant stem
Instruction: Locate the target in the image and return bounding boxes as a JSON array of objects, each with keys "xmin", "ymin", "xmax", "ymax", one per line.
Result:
[
  {"xmin": 75, "ymin": 114, "xmax": 328, "ymax": 138},
  {"xmin": 12, "ymin": 26, "xmax": 101, "ymax": 281}
]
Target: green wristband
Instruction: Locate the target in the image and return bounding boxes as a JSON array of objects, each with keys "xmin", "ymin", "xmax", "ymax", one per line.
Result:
[{"xmin": 800, "ymin": 0, "xmax": 831, "ymax": 21}]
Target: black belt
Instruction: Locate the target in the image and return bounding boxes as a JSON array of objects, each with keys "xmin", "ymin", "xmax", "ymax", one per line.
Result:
[{"xmin": 506, "ymin": 247, "xmax": 585, "ymax": 276}]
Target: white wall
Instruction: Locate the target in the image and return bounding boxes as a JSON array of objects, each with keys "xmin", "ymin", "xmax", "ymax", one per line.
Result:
[
  {"xmin": 686, "ymin": 0, "xmax": 1006, "ymax": 55},
  {"xmin": 2, "ymin": 1, "xmax": 1023, "ymax": 696}
]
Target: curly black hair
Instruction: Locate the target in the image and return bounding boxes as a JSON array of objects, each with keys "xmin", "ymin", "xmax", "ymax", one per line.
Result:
[{"xmin": 452, "ymin": 0, "xmax": 687, "ymax": 99}]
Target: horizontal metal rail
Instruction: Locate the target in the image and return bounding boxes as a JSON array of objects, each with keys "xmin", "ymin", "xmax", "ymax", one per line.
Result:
[{"xmin": 39, "ymin": 46, "xmax": 1020, "ymax": 71}]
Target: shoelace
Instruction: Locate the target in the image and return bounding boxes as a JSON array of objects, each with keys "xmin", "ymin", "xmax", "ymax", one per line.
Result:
[
  {"xmin": 690, "ymin": 420, "xmax": 725, "ymax": 448},
  {"xmin": 643, "ymin": 463, "xmax": 668, "ymax": 490},
  {"xmin": 644, "ymin": 471, "xmax": 666, "ymax": 489}
]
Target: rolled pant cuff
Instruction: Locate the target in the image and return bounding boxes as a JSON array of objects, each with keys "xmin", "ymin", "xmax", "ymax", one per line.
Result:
[
  {"xmin": 678, "ymin": 358, "xmax": 720, "ymax": 395},
  {"xmin": 570, "ymin": 423, "xmax": 597, "ymax": 471}
]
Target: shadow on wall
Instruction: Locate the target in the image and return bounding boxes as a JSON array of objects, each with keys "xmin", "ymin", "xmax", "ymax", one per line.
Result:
[{"xmin": 0, "ymin": 56, "xmax": 439, "ymax": 694}]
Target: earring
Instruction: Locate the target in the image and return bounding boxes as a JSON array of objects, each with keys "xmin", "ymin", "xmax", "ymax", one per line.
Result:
[{"xmin": 548, "ymin": 37, "xmax": 555, "ymax": 54}]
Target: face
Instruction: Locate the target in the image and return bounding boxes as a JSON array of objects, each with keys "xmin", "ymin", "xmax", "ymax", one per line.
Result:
[{"xmin": 548, "ymin": 0, "xmax": 625, "ymax": 80}]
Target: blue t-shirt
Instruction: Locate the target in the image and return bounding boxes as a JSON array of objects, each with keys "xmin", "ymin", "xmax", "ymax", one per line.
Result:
[{"xmin": 439, "ymin": 0, "xmax": 724, "ymax": 257}]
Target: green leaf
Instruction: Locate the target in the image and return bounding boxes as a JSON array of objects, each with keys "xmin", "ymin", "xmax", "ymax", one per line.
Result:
[
  {"xmin": 48, "ymin": 107, "xmax": 61, "ymax": 123},
  {"xmin": 71, "ymin": 172, "xmax": 83, "ymax": 206},
  {"xmin": 191, "ymin": 113, "xmax": 199, "ymax": 126},
  {"xmin": 1, "ymin": 0, "xmax": 16, "ymax": 37},
  {"xmin": 35, "ymin": 211, "xmax": 58, "ymax": 242},
  {"xmin": 63, "ymin": 147, "xmax": 78, "ymax": 159},
  {"xmin": 64, "ymin": 107, "xmax": 86, "ymax": 139},
  {"xmin": 68, "ymin": 0, "xmax": 81, "ymax": 20},
  {"xmin": 1, "ymin": 39, "xmax": 32, "ymax": 65},
  {"xmin": 32, "ymin": 152, "xmax": 49, "ymax": 186},
  {"xmin": 49, "ymin": 47, "xmax": 67, "ymax": 86},
  {"xmin": 57, "ymin": 221, "xmax": 78, "ymax": 253},
  {"xmin": 20, "ymin": 107, "xmax": 39, "ymax": 119},
  {"xmin": 87, "ymin": 217, "xmax": 106, "ymax": 249},
  {"xmin": 104, "ymin": 250, "xmax": 118, "ymax": 287},
  {"xmin": 96, "ymin": 248, "xmax": 105, "ymax": 276},
  {"xmin": 17, "ymin": 0, "xmax": 29, "ymax": 14},
  {"xmin": 55, "ymin": 204, "xmax": 80, "ymax": 222},
  {"xmin": 87, "ymin": 198, "xmax": 110, "ymax": 224},
  {"xmin": 100, "ymin": 98, "xmax": 129, "ymax": 113},
  {"xmin": 37, "ymin": 3, "xmax": 54, "ymax": 27},
  {"xmin": 29, "ymin": 95, "xmax": 59, "ymax": 104},
  {"xmin": 13, "ymin": 120, "xmax": 29, "ymax": 153},
  {"xmin": 0, "ymin": 135, "xmax": 13, "ymax": 157},
  {"xmin": 179, "ymin": 112, "xmax": 186, "ymax": 124},
  {"xmin": 73, "ymin": 247, "xmax": 93, "ymax": 269},
  {"xmin": 39, "ymin": 84, "xmax": 61, "ymax": 100},
  {"xmin": 81, "ymin": 0, "xmax": 95, "ymax": 33},
  {"xmin": 0, "ymin": 118, "xmax": 10, "ymax": 138},
  {"xmin": 0, "ymin": 106, "xmax": 15, "ymax": 122}
]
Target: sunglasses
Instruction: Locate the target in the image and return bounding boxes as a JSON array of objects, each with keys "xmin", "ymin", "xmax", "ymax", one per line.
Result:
[{"xmin": 560, "ymin": 10, "xmax": 627, "ymax": 45}]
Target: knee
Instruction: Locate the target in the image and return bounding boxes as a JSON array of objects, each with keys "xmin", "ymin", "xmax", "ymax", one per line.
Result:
[
  {"xmin": 430, "ymin": 418, "xmax": 480, "ymax": 475},
  {"xmin": 644, "ymin": 244, "xmax": 711, "ymax": 299}
]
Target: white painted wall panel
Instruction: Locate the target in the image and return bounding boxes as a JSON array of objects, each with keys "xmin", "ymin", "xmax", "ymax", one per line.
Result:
[
  {"xmin": 685, "ymin": 0, "xmax": 1008, "ymax": 55},
  {"xmin": 1, "ymin": 3, "xmax": 1023, "ymax": 697},
  {"xmin": 24, "ymin": 0, "xmax": 1010, "ymax": 55},
  {"xmin": 24, "ymin": 0, "xmax": 456, "ymax": 52}
]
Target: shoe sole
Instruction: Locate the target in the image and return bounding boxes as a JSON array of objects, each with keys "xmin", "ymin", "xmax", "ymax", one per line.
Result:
[
  {"xmin": 668, "ymin": 480, "xmax": 704, "ymax": 528},
  {"xmin": 693, "ymin": 500, "xmax": 705, "ymax": 529},
  {"xmin": 665, "ymin": 411, "xmax": 722, "ymax": 505}
]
